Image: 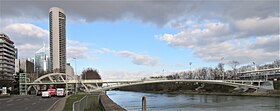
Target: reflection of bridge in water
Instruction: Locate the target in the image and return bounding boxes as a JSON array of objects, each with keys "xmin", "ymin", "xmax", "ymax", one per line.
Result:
[{"xmin": 19, "ymin": 72, "xmax": 275, "ymax": 95}]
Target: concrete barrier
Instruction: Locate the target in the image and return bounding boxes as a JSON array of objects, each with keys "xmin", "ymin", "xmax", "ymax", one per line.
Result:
[{"xmin": 99, "ymin": 92, "xmax": 126, "ymax": 111}]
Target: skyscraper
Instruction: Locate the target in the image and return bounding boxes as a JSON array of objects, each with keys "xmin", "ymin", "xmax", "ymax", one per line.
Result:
[
  {"xmin": 49, "ymin": 7, "xmax": 66, "ymax": 73},
  {"xmin": 0, "ymin": 33, "xmax": 16, "ymax": 87},
  {"xmin": 35, "ymin": 43, "xmax": 49, "ymax": 74}
]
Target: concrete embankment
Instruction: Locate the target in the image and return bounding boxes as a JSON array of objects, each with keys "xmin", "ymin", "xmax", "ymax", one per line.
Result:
[{"xmin": 99, "ymin": 92, "xmax": 126, "ymax": 111}]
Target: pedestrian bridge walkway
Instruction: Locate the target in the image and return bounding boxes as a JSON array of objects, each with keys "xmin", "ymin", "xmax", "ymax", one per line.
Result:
[
  {"xmin": 87, "ymin": 79, "xmax": 274, "ymax": 92},
  {"xmin": 19, "ymin": 73, "xmax": 274, "ymax": 94}
]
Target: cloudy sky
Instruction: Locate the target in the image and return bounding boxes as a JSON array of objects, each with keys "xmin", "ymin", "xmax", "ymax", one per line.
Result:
[{"xmin": 1, "ymin": 0, "xmax": 279, "ymax": 79}]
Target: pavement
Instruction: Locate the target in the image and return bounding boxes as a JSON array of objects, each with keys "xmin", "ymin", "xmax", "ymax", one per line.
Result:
[
  {"xmin": 48, "ymin": 96, "xmax": 68, "ymax": 111},
  {"xmin": 0, "ymin": 95, "xmax": 60, "ymax": 111}
]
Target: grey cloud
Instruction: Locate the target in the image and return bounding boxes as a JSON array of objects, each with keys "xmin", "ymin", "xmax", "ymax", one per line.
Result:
[
  {"xmin": 158, "ymin": 19, "xmax": 279, "ymax": 64},
  {"xmin": 2, "ymin": 23, "xmax": 48, "ymax": 58},
  {"xmin": 1, "ymin": 0, "xmax": 278, "ymax": 26},
  {"xmin": 192, "ymin": 40, "xmax": 279, "ymax": 64},
  {"xmin": 249, "ymin": 35, "xmax": 280, "ymax": 52},
  {"xmin": 234, "ymin": 17, "xmax": 279, "ymax": 37}
]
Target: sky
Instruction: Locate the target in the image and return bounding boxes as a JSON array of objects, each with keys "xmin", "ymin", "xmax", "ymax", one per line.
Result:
[{"xmin": 0, "ymin": 0, "xmax": 279, "ymax": 80}]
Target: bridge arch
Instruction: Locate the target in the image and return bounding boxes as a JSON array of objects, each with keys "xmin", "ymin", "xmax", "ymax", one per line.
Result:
[
  {"xmin": 92, "ymin": 80, "xmax": 259, "ymax": 92},
  {"xmin": 27, "ymin": 73, "xmax": 76, "ymax": 92}
]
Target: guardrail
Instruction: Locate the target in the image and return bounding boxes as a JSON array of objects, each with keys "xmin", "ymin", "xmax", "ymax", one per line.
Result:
[{"xmin": 72, "ymin": 95, "xmax": 88, "ymax": 111}]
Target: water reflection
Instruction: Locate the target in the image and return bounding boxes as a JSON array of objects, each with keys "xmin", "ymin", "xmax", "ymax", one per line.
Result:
[{"xmin": 107, "ymin": 91, "xmax": 280, "ymax": 111}]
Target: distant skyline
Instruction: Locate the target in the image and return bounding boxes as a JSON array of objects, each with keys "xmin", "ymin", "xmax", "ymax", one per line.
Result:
[{"xmin": 1, "ymin": 0, "xmax": 279, "ymax": 79}]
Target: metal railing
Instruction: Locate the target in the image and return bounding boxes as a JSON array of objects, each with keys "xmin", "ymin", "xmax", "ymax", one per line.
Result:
[{"xmin": 73, "ymin": 95, "xmax": 97, "ymax": 111}]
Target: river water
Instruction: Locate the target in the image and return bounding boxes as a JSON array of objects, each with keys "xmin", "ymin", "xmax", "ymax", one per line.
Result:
[{"xmin": 107, "ymin": 91, "xmax": 280, "ymax": 111}]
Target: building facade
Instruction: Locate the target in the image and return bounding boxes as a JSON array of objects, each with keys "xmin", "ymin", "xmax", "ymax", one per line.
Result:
[
  {"xmin": 49, "ymin": 7, "xmax": 66, "ymax": 73},
  {"xmin": 0, "ymin": 33, "xmax": 16, "ymax": 86},
  {"xmin": 34, "ymin": 44, "xmax": 49, "ymax": 73},
  {"xmin": 66, "ymin": 63, "xmax": 74, "ymax": 76},
  {"xmin": 15, "ymin": 59, "xmax": 34, "ymax": 74}
]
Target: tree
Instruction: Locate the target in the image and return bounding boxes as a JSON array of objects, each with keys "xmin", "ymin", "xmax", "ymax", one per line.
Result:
[
  {"xmin": 81, "ymin": 68, "xmax": 102, "ymax": 87},
  {"xmin": 81, "ymin": 68, "xmax": 102, "ymax": 80},
  {"xmin": 217, "ymin": 63, "xmax": 224, "ymax": 80},
  {"xmin": 228, "ymin": 60, "xmax": 239, "ymax": 79}
]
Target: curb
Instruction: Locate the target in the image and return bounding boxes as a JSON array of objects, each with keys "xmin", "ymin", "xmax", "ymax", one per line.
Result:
[{"xmin": 48, "ymin": 98, "xmax": 62, "ymax": 111}]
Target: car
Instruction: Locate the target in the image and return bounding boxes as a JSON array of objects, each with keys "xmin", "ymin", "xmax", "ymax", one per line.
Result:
[
  {"xmin": 56, "ymin": 88, "xmax": 65, "ymax": 97},
  {"xmin": 41, "ymin": 91, "xmax": 51, "ymax": 98},
  {"xmin": 48, "ymin": 89, "xmax": 55, "ymax": 96}
]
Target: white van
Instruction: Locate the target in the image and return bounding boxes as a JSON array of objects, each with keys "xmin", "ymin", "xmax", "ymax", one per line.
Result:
[
  {"xmin": 56, "ymin": 88, "xmax": 65, "ymax": 97},
  {"xmin": 42, "ymin": 91, "xmax": 51, "ymax": 98}
]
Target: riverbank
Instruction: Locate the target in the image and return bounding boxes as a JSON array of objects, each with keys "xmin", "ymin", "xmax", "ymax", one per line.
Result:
[{"xmin": 117, "ymin": 81, "xmax": 280, "ymax": 97}]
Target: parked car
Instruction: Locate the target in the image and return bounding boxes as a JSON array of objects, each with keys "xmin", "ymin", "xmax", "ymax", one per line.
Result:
[
  {"xmin": 48, "ymin": 89, "xmax": 55, "ymax": 96},
  {"xmin": 56, "ymin": 88, "xmax": 65, "ymax": 97},
  {"xmin": 41, "ymin": 91, "xmax": 51, "ymax": 98}
]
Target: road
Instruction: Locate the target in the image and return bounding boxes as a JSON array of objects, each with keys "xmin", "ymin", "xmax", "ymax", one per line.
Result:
[{"xmin": 0, "ymin": 95, "xmax": 61, "ymax": 111}]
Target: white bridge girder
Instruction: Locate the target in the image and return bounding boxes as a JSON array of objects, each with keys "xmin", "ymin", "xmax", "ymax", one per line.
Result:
[{"xmin": 21, "ymin": 73, "xmax": 272, "ymax": 93}]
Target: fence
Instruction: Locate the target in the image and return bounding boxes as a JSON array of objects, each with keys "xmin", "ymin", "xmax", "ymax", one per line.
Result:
[{"xmin": 73, "ymin": 95, "xmax": 97, "ymax": 111}]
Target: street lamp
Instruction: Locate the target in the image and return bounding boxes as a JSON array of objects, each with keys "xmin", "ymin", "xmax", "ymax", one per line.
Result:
[
  {"xmin": 73, "ymin": 57, "xmax": 77, "ymax": 95},
  {"xmin": 221, "ymin": 57, "xmax": 224, "ymax": 80},
  {"xmin": 189, "ymin": 62, "xmax": 192, "ymax": 71},
  {"xmin": 252, "ymin": 62, "xmax": 257, "ymax": 71},
  {"xmin": 73, "ymin": 58, "xmax": 77, "ymax": 75}
]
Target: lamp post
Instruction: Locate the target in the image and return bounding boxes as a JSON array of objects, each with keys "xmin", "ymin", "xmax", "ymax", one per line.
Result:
[
  {"xmin": 73, "ymin": 58, "xmax": 77, "ymax": 75},
  {"xmin": 73, "ymin": 57, "xmax": 77, "ymax": 95},
  {"xmin": 221, "ymin": 57, "xmax": 224, "ymax": 80},
  {"xmin": 189, "ymin": 62, "xmax": 192, "ymax": 79},
  {"xmin": 252, "ymin": 62, "xmax": 257, "ymax": 71},
  {"xmin": 65, "ymin": 72, "xmax": 68, "ymax": 96},
  {"xmin": 189, "ymin": 62, "xmax": 192, "ymax": 71}
]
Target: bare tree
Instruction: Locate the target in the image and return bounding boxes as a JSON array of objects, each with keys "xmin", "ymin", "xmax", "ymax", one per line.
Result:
[
  {"xmin": 217, "ymin": 63, "xmax": 224, "ymax": 80},
  {"xmin": 228, "ymin": 60, "xmax": 239, "ymax": 79}
]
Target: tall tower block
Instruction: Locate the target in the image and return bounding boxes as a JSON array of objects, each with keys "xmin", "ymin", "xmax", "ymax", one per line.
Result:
[{"xmin": 49, "ymin": 7, "xmax": 66, "ymax": 73}]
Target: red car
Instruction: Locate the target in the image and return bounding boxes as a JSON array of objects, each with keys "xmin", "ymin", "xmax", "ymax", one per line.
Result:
[{"xmin": 48, "ymin": 89, "xmax": 55, "ymax": 96}]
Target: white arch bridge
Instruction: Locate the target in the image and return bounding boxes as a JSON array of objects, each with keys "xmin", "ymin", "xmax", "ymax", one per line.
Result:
[{"xmin": 19, "ymin": 73, "xmax": 274, "ymax": 95}]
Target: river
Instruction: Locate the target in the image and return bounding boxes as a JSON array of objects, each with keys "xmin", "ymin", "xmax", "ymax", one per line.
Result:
[{"xmin": 107, "ymin": 91, "xmax": 280, "ymax": 111}]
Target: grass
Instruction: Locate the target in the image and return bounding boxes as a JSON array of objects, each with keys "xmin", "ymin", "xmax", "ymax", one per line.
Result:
[
  {"xmin": 64, "ymin": 94, "xmax": 86, "ymax": 111},
  {"xmin": 63, "ymin": 93, "xmax": 103, "ymax": 111},
  {"xmin": 273, "ymin": 80, "xmax": 280, "ymax": 90},
  {"xmin": 85, "ymin": 94, "xmax": 103, "ymax": 111}
]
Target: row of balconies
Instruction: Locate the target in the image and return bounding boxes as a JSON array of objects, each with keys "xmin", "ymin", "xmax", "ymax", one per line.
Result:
[
  {"xmin": 0, "ymin": 56, "xmax": 14, "ymax": 61},
  {"xmin": 0, "ymin": 52, "xmax": 15, "ymax": 59},
  {"xmin": 0, "ymin": 68, "xmax": 14, "ymax": 74},
  {"xmin": 0, "ymin": 49, "xmax": 15, "ymax": 56},
  {"xmin": 0, "ymin": 65, "xmax": 14, "ymax": 70},
  {"xmin": 0, "ymin": 60, "xmax": 15, "ymax": 66},
  {"xmin": 0, "ymin": 43, "xmax": 15, "ymax": 51}
]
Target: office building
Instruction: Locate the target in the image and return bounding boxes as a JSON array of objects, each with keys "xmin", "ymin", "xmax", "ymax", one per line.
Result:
[
  {"xmin": 66, "ymin": 63, "xmax": 74, "ymax": 76},
  {"xmin": 15, "ymin": 59, "xmax": 34, "ymax": 74},
  {"xmin": 49, "ymin": 7, "xmax": 66, "ymax": 73},
  {"xmin": 34, "ymin": 44, "xmax": 49, "ymax": 73},
  {"xmin": 0, "ymin": 33, "xmax": 16, "ymax": 87}
]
